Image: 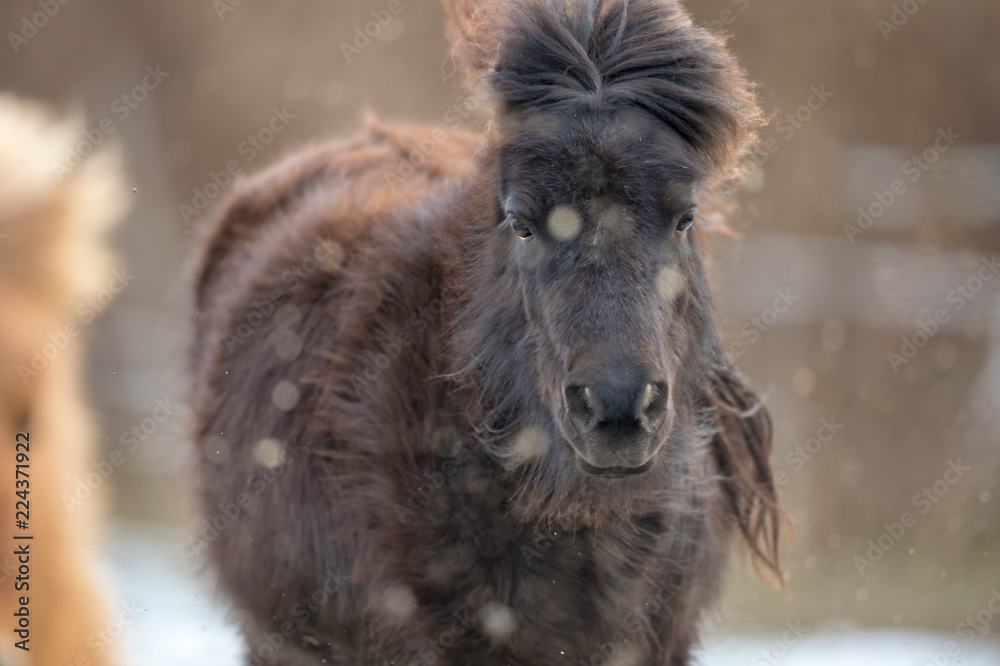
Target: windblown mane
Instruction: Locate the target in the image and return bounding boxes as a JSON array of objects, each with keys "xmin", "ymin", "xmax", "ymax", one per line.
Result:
[{"xmin": 445, "ymin": 0, "xmax": 763, "ymax": 180}]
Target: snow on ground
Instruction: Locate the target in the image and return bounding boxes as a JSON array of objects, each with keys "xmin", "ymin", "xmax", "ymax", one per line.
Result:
[
  {"xmin": 698, "ymin": 630, "xmax": 1000, "ymax": 665},
  {"xmin": 101, "ymin": 524, "xmax": 1000, "ymax": 665},
  {"xmin": 101, "ymin": 523, "xmax": 242, "ymax": 665}
]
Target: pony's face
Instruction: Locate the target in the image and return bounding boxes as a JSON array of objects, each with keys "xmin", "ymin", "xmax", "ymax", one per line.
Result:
[
  {"xmin": 497, "ymin": 103, "xmax": 712, "ymax": 476},
  {"xmin": 447, "ymin": 0, "xmax": 781, "ymax": 574}
]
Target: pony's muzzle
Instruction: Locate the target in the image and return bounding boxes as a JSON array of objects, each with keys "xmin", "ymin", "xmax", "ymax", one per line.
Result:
[{"xmin": 563, "ymin": 364, "xmax": 670, "ymax": 473}]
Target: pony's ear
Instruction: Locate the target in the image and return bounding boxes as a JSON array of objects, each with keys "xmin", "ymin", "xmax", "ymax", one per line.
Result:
[
  {"xmin": 706, "ymin": 364, "xmax": 786, "ymax": 588},
  {"xmin": 441, "ymin": 0, "xmax": 505, "ymax": 80}
]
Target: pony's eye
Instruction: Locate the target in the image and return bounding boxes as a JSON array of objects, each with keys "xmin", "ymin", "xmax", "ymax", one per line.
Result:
[
  {"xmin": 508, "ymin": 213, "xmax": 534, "ymax": 240},
  {"xmin": 675, "ymin": 211, "xmax": 695, "ymax": 233}
]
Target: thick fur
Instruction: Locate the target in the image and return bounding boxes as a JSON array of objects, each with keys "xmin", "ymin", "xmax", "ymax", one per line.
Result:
[
  {"xmin": 0, "ymin": 94, "xmax": 125, "ymax": 666},
  {"xmin": 189, "ymin": 2, "xmax": 781, "ymax": 664}
]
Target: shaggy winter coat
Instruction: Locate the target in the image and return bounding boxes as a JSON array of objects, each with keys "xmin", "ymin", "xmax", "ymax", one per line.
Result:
[{"xmin": 190, "ymin": 1, "xmax": 783, "ymax": 664}]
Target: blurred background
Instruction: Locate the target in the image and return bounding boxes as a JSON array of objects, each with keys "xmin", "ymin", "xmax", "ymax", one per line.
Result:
[{"xmin": 0, "ymin": 0, "xmax": 998, "ymax": 663}]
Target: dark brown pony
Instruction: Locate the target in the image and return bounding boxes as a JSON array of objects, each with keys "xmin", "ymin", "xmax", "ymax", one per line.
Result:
[{"xmin": 189, "ymin": 1, "xmax": 782, "ymax": 663}]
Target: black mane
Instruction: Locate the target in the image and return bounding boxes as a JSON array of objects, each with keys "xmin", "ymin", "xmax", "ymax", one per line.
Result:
[{"xmin": 488, "ymin": 0, "xmax": 762, "ymax": 171}]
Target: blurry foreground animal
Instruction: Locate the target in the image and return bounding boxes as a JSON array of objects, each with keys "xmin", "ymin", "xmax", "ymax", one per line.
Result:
[
  {"xmin": 190, "ymin": 0, "xmax": 783, "ymax": 663},
  {"xmin": 0, "ymin": 95, "xmax": 125, "ymax": 666}
]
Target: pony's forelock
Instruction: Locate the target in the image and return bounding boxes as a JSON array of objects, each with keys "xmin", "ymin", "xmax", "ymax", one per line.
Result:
[{"xmin": 443, "ymin": 0, "xmax": 764, "ymax": 182}]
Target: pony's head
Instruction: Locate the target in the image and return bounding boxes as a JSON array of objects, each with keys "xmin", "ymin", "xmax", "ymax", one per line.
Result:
[{"xmin": 446, "ymin": 0, "xmax": 781, "ymax": 577}]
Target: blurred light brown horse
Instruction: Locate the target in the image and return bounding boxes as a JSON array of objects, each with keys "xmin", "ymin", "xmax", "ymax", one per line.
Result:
[{"xmin": 0, "ymin": 94, "xmax": 125, "ymax": 666}]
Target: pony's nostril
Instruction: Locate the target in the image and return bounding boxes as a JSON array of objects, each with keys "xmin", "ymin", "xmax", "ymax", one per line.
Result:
[
  {"xmin": 641, "ymin": 381, "xmax": 669, "ymax": 428},
  {"xmin": 640, "ymin": 383, "xmax": 656, "ymax": 412},
  {"xmin": 565, "ymin": 384, "xmax": 595, "ymax": 422}
]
